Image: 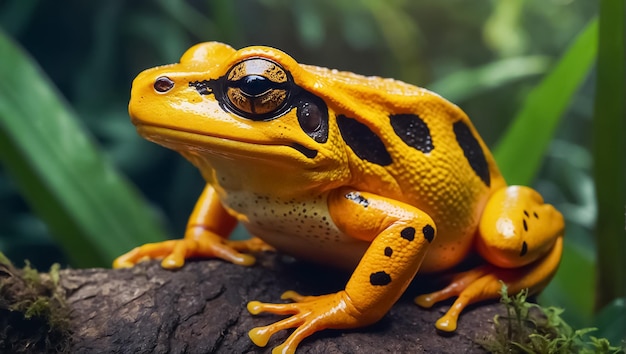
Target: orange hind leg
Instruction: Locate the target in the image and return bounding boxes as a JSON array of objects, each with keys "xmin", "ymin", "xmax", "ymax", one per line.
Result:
[{"xmin": 416, "ymin": 186, "xmax": 564, "ymax": 331}]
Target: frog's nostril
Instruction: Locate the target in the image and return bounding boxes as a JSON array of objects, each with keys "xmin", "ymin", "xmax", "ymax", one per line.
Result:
[{"xmin": 154, "ymin": 76, "xmax": 174, "ymax": 93}]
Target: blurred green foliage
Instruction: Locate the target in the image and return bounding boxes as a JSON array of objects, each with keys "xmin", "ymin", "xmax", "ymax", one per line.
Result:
[
  {"xmin": 592, "ymin": 0, "xmax": 625, "ymax": 313},
  {"xmin": 0, "ymin": 31, "xmax": 168, "ymax": 267},
  {"xmin": 0, "ymin": 0, "xmax": 622, "ymax": 347}
]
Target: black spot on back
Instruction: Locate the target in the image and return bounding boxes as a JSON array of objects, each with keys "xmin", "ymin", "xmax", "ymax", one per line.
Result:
[
  {"xmin": 337, "ymin": 115, "xmax": 392, "ymax": 166},
  {"xmin": 370, "ymin": 271, "xmax": 392, "ymax": 286},
  {"xmin": 453, "ymin": 121, "xmax": 490, "ymax": 186},
  {"xmin": 389, "ymin": 113, "xmax": 434, "ymax": 153},
  {"xmin": 423, "ymin": 224, "xmax": 435, "ymax": 243},
  {"xmin": 384, "ymin": 247, "xmax": 393, "ymax": 257},
  {"xmin": 401, "ymin": 227, "xmax": 415, "ymax": 241}
]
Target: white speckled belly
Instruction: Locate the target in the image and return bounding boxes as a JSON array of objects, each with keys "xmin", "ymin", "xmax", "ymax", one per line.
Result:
[{"xmin": 222, "ymin": 190, "xmax": 369, "ymax": 270}]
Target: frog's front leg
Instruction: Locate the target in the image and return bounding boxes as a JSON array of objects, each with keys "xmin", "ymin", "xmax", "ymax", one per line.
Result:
[
  {"xmin": 113, "ymin": 184, "xmax": 268, "ymax": 269},
  {"xmin": 416, "ymin": 186, "xmax": 564, "ymax": 331},
  {"xmin": 247, "ymin": 188, "xmax": 437, "ymax": 354}
]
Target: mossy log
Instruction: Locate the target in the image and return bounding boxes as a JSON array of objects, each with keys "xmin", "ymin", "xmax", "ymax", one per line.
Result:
[{"xmin": 5, "ymin": 253, "xmax": 506, "ymax": 353}]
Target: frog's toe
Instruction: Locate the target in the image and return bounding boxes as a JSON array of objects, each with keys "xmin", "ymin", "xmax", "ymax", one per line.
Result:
[
  {"xmin": 435, "ymin": 314, "xmax": 459, "ymax": 332},
  {"xmin": 247, "ymin": 300, "xmax": 300, "ymax": 316},
  {"xmin": 161, "ymin": 253, "xmax": 186, "ymax": 269},
  {"xmin": 248, "ymin": 326, "xmax": 272, "ymax": 347},
  {"xmin": 280, "ymin": 290, "xmax": 302, "ymax": 301},
  {"xmin": 112, "ymin": 258, "xmax": 135, "ymax": 269},
  {"xmin": 248, "ymin": 314, "xmax": 305, "ymax": 348},
  {"xmin": 280, "ymin": 290, "xmax": 323, "ymax": 302},
  {"xmin": 247, "ymin": 300, "xmax": 265, "ymax": 315},
  {"xmin": 414, "ymin": 267, "xmax": 488, "ymax": 308},
  {"xmin": 414, "ymin": 293, "xmax": 436, "ymax": 308},
  {"xmin": 203, "ymin": 239, "xmax": 256, "ymax": 266}
]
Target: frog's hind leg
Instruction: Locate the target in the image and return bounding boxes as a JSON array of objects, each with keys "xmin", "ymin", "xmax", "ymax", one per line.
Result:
[
  {"xmin": 415, "ymin": 185, "xmax": 564, "ymax": 331},
  {"xmin": 415, "ymin": 237, "xmax": 562, "ymax": 331}
]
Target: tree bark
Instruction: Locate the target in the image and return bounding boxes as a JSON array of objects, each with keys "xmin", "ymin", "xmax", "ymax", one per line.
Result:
[{"xmin": 57, "ymin": 253, "xmax": 505, "ymax": 353}]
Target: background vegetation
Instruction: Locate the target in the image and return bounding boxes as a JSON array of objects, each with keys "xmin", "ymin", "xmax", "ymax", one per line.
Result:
[{"xmin": 0, "ymin": 0, "xmax": 623, "ymax": 348}]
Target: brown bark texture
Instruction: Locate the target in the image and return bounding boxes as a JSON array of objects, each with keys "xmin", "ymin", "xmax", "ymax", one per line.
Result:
[{"xmin": 59, "ymin": 253, "xmax": 504, "ymax": 353}]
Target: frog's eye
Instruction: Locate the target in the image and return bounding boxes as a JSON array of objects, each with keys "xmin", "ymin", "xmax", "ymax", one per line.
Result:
[{"xmin": 224, "ymin": 58, "xmax": 291, "ymax": 120}]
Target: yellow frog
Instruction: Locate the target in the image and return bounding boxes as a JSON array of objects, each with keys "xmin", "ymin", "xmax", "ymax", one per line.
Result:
[{"xmin": 114, "ymin": 42, "xmax": 564, "ymax": 353}]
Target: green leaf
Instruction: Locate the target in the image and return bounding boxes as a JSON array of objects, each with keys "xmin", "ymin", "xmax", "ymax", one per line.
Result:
[
  {"xmin": 0, "ymin": 29, "xmax": 167, "ymax": 268},
  {"xmin": 494, "ymin": 19, "xmax": 598, "ymax": 185},
  {"xmin": 592, "ymin": 0, "xmax": 625, "ymax": 309}
]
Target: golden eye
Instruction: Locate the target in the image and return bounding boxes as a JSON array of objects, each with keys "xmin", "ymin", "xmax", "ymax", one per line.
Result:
[{"xmin": 224, "ymin": 58, "xmax": 291, "ymax": 120}]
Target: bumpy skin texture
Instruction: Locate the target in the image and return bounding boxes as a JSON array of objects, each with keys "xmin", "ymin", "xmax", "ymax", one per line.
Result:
[{"xmin": 114, "ymin": 42, "xmax": 565, "ymax": 354}]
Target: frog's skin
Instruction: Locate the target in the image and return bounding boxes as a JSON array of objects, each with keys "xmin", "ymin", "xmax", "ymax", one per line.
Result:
[{"xmin": 114, "ymin": 42, "xmax": 564, "ymax": 354}]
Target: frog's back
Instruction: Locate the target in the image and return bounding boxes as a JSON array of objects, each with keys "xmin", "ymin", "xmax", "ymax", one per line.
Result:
[{"xmin": 299, "ymin": 64, "xmax": 507, "ymax": 271}]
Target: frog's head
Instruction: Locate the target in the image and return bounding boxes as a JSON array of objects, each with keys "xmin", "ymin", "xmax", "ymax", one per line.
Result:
[{"xmin": 130, "ymin": 42, "xmax": 361, "ymax": 190}]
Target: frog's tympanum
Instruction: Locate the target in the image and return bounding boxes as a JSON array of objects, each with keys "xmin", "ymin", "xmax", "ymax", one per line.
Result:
[{"xmin": 114, "ymin": 42, "xmax": 564, "ymax": 353}]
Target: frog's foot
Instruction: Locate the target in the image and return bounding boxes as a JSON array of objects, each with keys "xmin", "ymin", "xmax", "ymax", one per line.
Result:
[
  {"xmin": 112, "ymin": 228, "xmax": 256, "ymax": 269},
  {"xmin": 247, "ymin": 290, "xmax": 367, "ymax": 354},
  {"xmin": 415, "ymin": 236, "xmax": 563, "ymax": 332}
]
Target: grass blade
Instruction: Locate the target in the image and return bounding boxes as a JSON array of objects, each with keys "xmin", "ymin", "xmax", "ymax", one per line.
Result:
[
  {"xmin": 592, "ymin": 0, "xmax": 625, "ymax": 309},
  {"xmin": 494, "ymin": 19, "xmax": 597, "ymax": 184},
  {"xmin": 0, "ymin": 30, "xmax": 167, "ymax": 268}
]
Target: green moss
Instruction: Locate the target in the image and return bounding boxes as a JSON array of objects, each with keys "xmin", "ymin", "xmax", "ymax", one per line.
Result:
[
  {"xmin": 0, "ymin": 252, "xmax": 11, "ymax": 267},
  {"xmin": 0, "ymin": 252, "xmax": 70, "ymax": 353},
  {"xmin": 478, "ymin": 283, "xmax": 625, "ymax": 354}
]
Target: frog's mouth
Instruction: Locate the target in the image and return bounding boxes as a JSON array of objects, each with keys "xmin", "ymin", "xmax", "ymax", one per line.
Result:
[{"xmin": 135, "ymin": 124, "xmax": 321, "ymax": 165}]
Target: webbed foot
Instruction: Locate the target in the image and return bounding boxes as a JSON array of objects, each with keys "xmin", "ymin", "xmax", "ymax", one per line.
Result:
[
  {"xmin": 113, "ymin": 227, "xmax": 256, "ymax": 269},
  {"xmin": 247, "ymin": 290, "xmax": 367, "ymax": 354}
]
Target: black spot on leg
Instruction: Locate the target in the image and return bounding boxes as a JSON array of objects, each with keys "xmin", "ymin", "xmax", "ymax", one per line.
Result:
[
  {"xmin": 345, "ymin": 192, "xmax": 369, "ymax": 207},
  {"xmin": 384, "ymin": 247, "xmax": 393, "ymax": 257},
  {"xmin": 370, "ymin": 271, "xmax": 392, "ymax": 286},
  {"xmin": 389, "ymin": 113, "xmax": 434, "ymax": 153},
  {"xmin": 423, "ymin": 224, "xmax": 435, "ymax": 243},
  {"xmin": 337, "ymin": 115, "xmax": 392, "ymax": 166},
  {"xmin": 523, "ymin": 219, "xmax": 528, "ymax": 231},
  {"xmin": 520, "ymin": 241, "xmax": 528, "ymax": 256},
  {"xmin": 453, "ymin": 121, "xmax": 490, "ymax": 186},
  {"xmin": 401, "ymin": 227, "xmax": 415, "ymax": 241}
]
